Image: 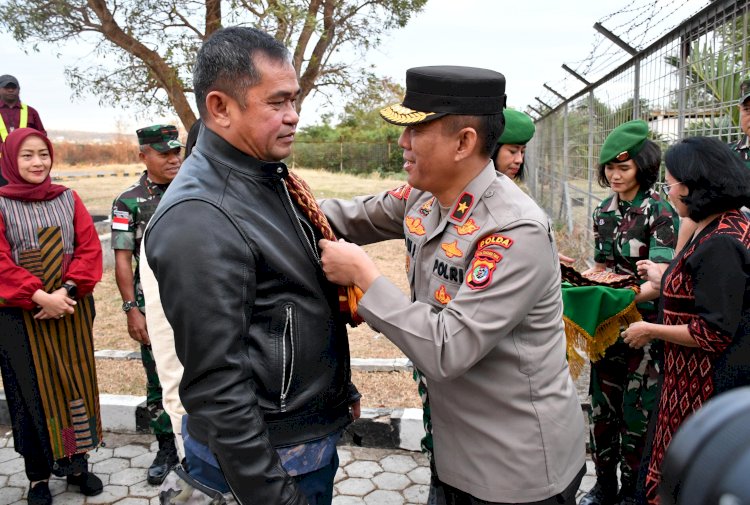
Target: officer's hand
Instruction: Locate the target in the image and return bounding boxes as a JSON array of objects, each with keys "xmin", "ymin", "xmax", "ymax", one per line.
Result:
[
  {"xmin": 558, "ymin": 253, "xmax": 575, "ymax": 265},
  {"xmin": 318, "ymin": 239, "xmax": 381, "ymax": 292},
  {"xmin": 621, "ymin": 321, "xmax": 653, "ymax": 349},
  {"xmin": 127, "ymin": 309, "xmax": 151, "ymax": 345},
  {"xmin": 350, "ymin": 399, "xmax": 361, "ymax": 420}
]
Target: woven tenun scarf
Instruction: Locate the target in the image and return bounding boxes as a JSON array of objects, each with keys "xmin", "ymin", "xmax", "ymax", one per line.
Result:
[
  {"xmin": 284, "ymin": 171, "xmax": 364, "ymax": 326},
  {"xmin": 560, "ymin": 264, "xmax": 642, "ymax": 379}
]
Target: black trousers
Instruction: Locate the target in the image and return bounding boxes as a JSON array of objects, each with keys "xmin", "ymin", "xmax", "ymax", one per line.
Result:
[{"xmin": 432, "ymin": 465, "xmax": 586, "ymax": 505}]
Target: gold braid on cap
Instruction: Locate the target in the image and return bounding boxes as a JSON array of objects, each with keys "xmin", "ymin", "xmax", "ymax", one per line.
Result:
[
  {"xmin": 284, "ymin": 171, "xmax": 364, "ymax": 326},
  {"xmin": 380, "ymin": 103, "xmax": 436, "ymax": 124}
]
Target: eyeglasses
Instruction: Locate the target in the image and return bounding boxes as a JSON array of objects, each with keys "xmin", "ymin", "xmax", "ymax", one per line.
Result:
[{"xmin": 654, "ymin": 181, "xmax": 680, "ymax": 195}]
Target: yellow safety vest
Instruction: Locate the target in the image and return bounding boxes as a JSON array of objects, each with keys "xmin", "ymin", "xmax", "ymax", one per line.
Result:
[{"xmin": 0, "ymin": 103, "xmax": 28, "ymax": 141}]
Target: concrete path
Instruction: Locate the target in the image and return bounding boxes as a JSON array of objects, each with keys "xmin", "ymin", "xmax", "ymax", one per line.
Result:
[{"xmin": 0, "ymin": 427, "xmax": 596, "ymax": 505}]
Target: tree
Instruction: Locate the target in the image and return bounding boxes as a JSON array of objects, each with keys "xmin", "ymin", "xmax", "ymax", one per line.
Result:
[{"xmin": 0, "ymin": 0, "xmax": 427, "ymax": 129}]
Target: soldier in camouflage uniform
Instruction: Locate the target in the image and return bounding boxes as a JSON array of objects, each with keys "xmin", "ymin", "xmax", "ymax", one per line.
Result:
[
  {"xmin": 580, "ymin": 120, "xmax": 679, "ymax": 505},
  {"xmin": 730, "ymin": 76, "xmax": 750, "ymax": 170},
  {"xmin": 111, "ymin": 125, "xmax": 183, "ymax": 485}
]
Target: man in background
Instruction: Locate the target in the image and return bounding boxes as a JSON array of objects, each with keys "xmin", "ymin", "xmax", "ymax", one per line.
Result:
[
  {"xmin": 0, "ymin": 74, "xmax": 46, "ymax": 184},
  {"xmin": 111, "ymin": 125, "xmax": 183, "ymax": 485}
]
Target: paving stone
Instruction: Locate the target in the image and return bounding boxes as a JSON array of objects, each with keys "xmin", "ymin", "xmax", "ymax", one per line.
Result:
[
  {"xmin": 0, "ymin": 457, "xmax": 24, "ymax": 475},
  {"xmin": 337, "ymin": 448, "xmax": 353, "ymax": 467},
  {"xmin": 130, "ymin": 452, "xmax": 156, "ymax": 469},
  {"xmin": 403, "ymin": 483, "xmax": 429, "ymax": 503},
  {"xmin": 47, "ymin": 492, "xmax": 85, "ymax": 505},
  {"xmin": 48, "ymin": 478, "xmax": 68, "ymax": 496},
  {"xmin": 580, "ymin": 474, "xmax": 596, "ymax": 493},
  {"xmin": 379, "ymin": 454, "xmax": 417, "ymax": 474},
  {"xmin": 336, "ymin": 477, "xmax": 375, "ymax": 497},
  {"xmin": 93, "ymin": 457, "xmax": 130, "ymax": 475},
  {"xmin": 347, "ymin": 447, "xmax": 385, "ymax": 461},
  {"xmin": 150, "ymin": 441, "xmax": 158, "ymax": 452},
  {"xmin": 110, "ymin": 467, "xmax": 148, "ymax": 486},
  {"xmin": 114, "ymin": 444, "xmax": 150, "ymax": 459},
  {"xmin": 85, "ymin": 485, "xmax": 128, "ymax": 504},
  {"xmin": 0, "ymin": 448, "xmax": 18, "ymax": 464},
  {"xmin": 151, "ymin": 497, "xmax": 161, "ymax": 505},
  {"xmin": 363, "ymin": 489, "xmax": 404, "ymax": 505},
  {"xmin": 344, "ymin": 461, "xmax": 382, "ymax": 479},
  {"xmin": 334, "ymin": 467, "xmax": 346, "ymax": 484},
  {"xmin": 88, "ymin": 447, "xmax": 115, "ymax": 464},
  {"xmin": 0, "ymin": 475, "xmax": 6, "ymax": 487},
  {"xmin": 372, "ymin": 471, "xmax": 411, "ymax": 491},
  {"xmin": 0, "ymin": 488, "xmax": 22, "ymax": 505},
  {"xmin": 332, "ymin": 497, "xmax": 366, "ymax": 505},
  {"xmin": 127, "ymin": 479, "xmax": 160, "ymax": 498},
  {"xmin": 113, "ymin": 498, "xmax": 150, "ymax": 505},
  {"xmin": 406, "ymin": 466, "xmax": 431, "ymax": 485},
  {"xmin": 7, "ymin": 472, "xmax": 28, "ymax": 488}
]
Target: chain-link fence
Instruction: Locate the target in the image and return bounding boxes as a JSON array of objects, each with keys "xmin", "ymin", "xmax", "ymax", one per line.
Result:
[
  {"xmin": 526, "ymin": 0, "xmax": 749, "ymax": 257},
  {"xmin": 286, "ymin": 139, "xmax": 403, "ymax": 175}
]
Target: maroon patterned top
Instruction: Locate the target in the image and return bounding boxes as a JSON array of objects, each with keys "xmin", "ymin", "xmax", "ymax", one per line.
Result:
[{"xmin": 646, "ymin": 210, "xmax": 750, "ymax": 504}]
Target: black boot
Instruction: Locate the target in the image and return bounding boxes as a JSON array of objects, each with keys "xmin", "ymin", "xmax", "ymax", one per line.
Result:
[
  {"xmin": 579, "ymin": 472, "xmax": 618, "ymax": 505},
  {"xmin": 148, "ymin": 433, "xmax": 179, "ymax": 485},
  {"xmin": 28, "ymin": 481, "xmax": 52, "ymax": 505},
  {"xmin": 617, "ymin": 479, "xmax": 638, "ymax": 505},
  {"xmin": 67, "ymin": 472, "xmax": 104, "ymax": 496}
]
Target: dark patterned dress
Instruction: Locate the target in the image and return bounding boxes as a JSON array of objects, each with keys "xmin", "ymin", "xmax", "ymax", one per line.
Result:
[{"xmin": 645, "ymin": 210, "xmax": 750, "ymax": 504}]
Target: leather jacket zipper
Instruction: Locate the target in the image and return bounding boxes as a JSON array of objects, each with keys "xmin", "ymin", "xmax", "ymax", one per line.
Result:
[
  {"xmin": 280, "ymin": 304, "xmax": 295, "ymax": 412},
  {"xmin": 281, "ymin": 180, "xmax": 321, "ymax": 264}
]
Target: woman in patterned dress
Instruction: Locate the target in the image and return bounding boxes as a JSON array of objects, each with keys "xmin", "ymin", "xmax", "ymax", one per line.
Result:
[
  {"xmin": 0, "ymin": 128, "xmax": 104, "ymax": 504},
  {"xmin": 622, "ymin": 135, "xmax": 750, "ymax": 505}
]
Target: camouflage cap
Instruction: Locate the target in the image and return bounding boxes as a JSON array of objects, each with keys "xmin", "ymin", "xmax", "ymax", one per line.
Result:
[
  {"xmin": 741, "ymin": 75, "xmax": 750, "ymax": 105},
  {"xmin": 599, "ymin": 119, "xmax": 649, "ymax": 165},
  {"xmin": 136, "ymin": 124, "xmax": 185, "ymax": 153}
]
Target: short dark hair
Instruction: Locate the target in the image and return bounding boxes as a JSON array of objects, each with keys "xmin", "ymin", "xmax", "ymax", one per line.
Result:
[
  {"xmin": 665, "ymin": 136, "xmax": 750, "ymax": 221},
  {"xmin": 193, "ymin": 27, "xmax": 291, "ymax": 117},
  {"xmin": 491, "ymin": 143, "xmax": 526, "ymax": 181},
  {"xmin": 597, "ymin": 140, "xmax": 661, "ymax": 190},
  {"xmin": 441, "ymin": 113, "xmax": 505, "ymax": 158}
]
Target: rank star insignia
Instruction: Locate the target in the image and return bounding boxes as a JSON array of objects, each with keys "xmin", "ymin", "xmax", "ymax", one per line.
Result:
[
  {"xmin": 450, "ymin": 192, "xmax": 474, "ymax": 222},
  {"xmin": 405, "ymin": 216, "xmax": 426, "ymax": 235},
  {"xmin": 441, "ymin": 240, "xmax": 463, "ymax": 258},
  {"xmin": 455, "ymin": 218, "xmax": 479, "ymax": 236},
  {"xmin": 434, "ymin": 285, "xmax": 452, "ymax": 305}
]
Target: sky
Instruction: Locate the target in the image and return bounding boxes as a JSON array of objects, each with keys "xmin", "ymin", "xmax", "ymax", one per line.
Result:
[{"xmin": 0, "ymin": 0, "xmax": 705, "ymax": 134}]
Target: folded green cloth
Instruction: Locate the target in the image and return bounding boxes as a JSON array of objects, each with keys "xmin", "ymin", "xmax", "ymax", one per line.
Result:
[{"xmin": 561, "ymin": 281, "xmax": 641, "ymax": 378}]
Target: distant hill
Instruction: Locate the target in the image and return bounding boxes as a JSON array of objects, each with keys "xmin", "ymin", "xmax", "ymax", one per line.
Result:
[{"xmin": 47, "ymin": 130, "xmax": 135, "ymax": 145}]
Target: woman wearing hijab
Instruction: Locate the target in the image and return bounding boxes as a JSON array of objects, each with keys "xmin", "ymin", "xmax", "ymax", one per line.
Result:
[{"xmin": 0, "ymin": 128, "xmax": 103, "ymax": 504}]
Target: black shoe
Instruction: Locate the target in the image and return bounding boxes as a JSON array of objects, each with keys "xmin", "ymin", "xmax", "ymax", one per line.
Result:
[
  {"xmin": 148, "ymin": 434, "xmax": 179, "ymax": 485},
  {"xmin": 579, "ymin": 482, "xmax": 619, "ymax": 505},
  {"xmin": 28, "ymin": 481, "xmax": 52, "ymax": 505},
  {"xmin": 67, "ymin": 471, "xmax": 104, "ymax": 496}
]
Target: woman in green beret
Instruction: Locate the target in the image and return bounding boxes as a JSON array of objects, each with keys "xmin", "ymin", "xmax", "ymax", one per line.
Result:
[
  {"xmin": 579, "ymin": 120, "xmax": 679, "ymax": 505},
  {"xmin": 492, "ymin": 108, "xmax": 535, "ymax": 180}
]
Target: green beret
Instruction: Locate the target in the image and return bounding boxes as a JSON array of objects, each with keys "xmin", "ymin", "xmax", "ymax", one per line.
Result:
[
  {"xmin": 497, "ymin": 109, "xmax": 535, "ymax": 145},
  {"xmin": 599, "ymin": 119, "xmax": 649, "ymax": 164}
]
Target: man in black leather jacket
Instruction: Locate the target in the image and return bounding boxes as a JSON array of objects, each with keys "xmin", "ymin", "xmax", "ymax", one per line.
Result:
[{"xmin": 144, "ymin": 27, "xmax": 360, "ymax": 505}]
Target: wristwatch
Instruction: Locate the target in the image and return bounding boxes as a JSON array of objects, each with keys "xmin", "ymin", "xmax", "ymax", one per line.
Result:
[
  {"xmin": 62, "ymin": 282, "xmax": 78, "ymax": 299},
  {"xmin": 122, "ymin": 300, "xmax": 138, "ymax": 313}
]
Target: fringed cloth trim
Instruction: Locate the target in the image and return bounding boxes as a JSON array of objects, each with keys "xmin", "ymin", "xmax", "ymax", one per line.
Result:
[{"xmin": 564, "ymin": 300, "xmax": 642, "ymax": 380}]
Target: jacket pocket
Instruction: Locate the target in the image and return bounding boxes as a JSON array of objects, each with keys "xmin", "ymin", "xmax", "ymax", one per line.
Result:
[{"xmin": 279, "ymin": 303, "xmax": 297, "ymax": 412}]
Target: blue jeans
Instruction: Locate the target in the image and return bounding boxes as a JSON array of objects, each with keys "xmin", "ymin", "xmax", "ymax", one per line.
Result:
[{"xmin": 182, "ymin": 417, "xmax": 338, "ymax": 504}]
